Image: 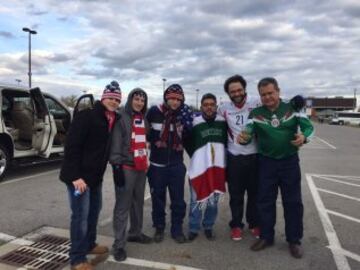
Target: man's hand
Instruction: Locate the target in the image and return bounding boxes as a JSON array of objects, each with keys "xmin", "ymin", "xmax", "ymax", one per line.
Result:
[
  {"xmin": 72, "ymin": 178, "xmax": 87, "ymax": 194},
  {"xmin": 237, "ymin": 131, "xmax": 251, "ymax": 144},
  {"xmin": 291, "ymin": 133, "xmax": 305, "ymax": 147}
]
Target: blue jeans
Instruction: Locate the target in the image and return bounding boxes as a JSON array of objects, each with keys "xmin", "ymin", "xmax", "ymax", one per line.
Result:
[
  {"xmin": 188, "ymin": 184, "xmax": 219, "ymax": 233},
  {"xmin": 147, "ymin": 163, "xmax": 186, "ymax": 237},
  {"xmin": 67, "ymin": 184, "xmax": 102, "ymax": 266}
]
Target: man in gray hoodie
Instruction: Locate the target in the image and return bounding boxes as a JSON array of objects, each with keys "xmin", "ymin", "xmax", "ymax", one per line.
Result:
[{"xmin": 109, "ymin": 88, "xmax": 152, "ymax": 262}]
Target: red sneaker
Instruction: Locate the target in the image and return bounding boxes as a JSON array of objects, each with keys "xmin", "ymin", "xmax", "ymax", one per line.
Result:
[
  {"xmin": 231, "ymin": 227, "xmax": 243, "ymax": 241},
  {"xmin": 250, "ymin": 227, "xmax": 260, "ymax": 239}
]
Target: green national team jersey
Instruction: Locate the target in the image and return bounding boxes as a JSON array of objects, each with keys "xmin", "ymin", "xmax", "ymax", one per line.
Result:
[{"xmin": 246, "ymin": 101, "xmax": 314, "ymax": 159}]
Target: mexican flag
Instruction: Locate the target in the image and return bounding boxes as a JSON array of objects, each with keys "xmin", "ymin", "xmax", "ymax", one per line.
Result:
[{"xmin": 187, "ymin": 114, "xmax": 227, "ymax": 202}]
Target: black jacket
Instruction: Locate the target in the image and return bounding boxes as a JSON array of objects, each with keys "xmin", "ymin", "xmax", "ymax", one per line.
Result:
[
  {"xmin": 60, "ymin": 101, "xmax": 118, "ymax": 188},
  {"xmin": 146, "ymin": 105, "xmax": 189, "ymax": 166}
]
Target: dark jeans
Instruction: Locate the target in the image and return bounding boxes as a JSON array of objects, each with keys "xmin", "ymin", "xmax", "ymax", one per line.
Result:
[
  {"xmin": 67, "ymin": 183, "xmax": 102, "ymax": 266},
  {"xmin": 227, "ymin": 153, "xmax": 259, "ymax": 229},
  {"xmin": 258, "ymin": 154, "xmax": 303, "ymax": 244},
  {"xmin": 147, "ymin": 163, "xmax": 186, "ymax": 237}
]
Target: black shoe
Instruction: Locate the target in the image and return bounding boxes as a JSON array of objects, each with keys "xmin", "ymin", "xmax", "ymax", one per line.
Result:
[
  {"xmin": 127, "ymin": 233, "xmax": 153, "ymax": 244},
  {"xmin": 289, "ymin": 244, "xmax": 303, "ymax": 259},
  {"xmin": 113, "ymin": 248, "xmax": 127, "ymax": 262},
  {"xmin": 250, "ymin": 239, "xmax": 274, "ymax": 251},
  {"xmin": 188, "ymin": 232, "xmax": 198, "ymax": 241},
  {"xmin": 204, "ymin": 229, "xmax": 215, "ymax": 241},
  {"xmin": 154, "ymin": 229, "xmax": 164, "ymax": 243},
  {"xmin": 172, "ymin": 233, "xmax": 187, "ymax": 244}
]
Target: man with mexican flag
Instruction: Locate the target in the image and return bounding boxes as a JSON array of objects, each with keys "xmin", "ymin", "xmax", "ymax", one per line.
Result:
[{"xmin": 185, "ymin": 93, "xmax": 227, "ymax": 241}]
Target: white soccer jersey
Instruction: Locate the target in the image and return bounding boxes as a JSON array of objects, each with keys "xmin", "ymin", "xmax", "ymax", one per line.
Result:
[{"xmin": 218, "ymin": 96, "xmax": 261, "ymax": 155}]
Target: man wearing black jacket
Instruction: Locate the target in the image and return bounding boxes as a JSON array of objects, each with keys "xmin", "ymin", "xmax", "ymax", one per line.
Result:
[{"xmin": 60, "ymin": 81, "xmax": 121, "ymax": 270}]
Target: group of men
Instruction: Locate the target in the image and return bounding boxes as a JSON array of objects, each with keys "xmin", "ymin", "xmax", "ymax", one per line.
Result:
[{"xmin": 59, "ymin": 75, "xmax": 314, "ymax": 270}]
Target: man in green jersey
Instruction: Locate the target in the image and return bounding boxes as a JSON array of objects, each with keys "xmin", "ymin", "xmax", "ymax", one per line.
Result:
[{"xmin": 238, "ymin": 77, "xmax": 314, "ymax": 259}]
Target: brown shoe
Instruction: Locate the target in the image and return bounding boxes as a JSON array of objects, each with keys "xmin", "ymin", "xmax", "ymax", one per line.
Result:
[
  {"xmin": 88, "ymin": 244, "xmax": 109, "ymax": 255},
  {"xmin": 71, "ymin": 262, "xmax": 93, "ymax": 270},
  {"xmin": 289, "ymin": 244, "xmax": 303, "ymax": 259},
  {"xmin": 250, "ymin": 239, "xmax": 274, "ymax": 251}
]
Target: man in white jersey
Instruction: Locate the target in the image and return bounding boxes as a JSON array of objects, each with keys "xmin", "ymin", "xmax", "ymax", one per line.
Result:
[{"xmin": 218, "ymin": 74, "xmax": 261, "ymax": 241}]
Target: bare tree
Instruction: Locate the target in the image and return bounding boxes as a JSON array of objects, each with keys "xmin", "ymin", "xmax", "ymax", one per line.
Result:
[{"xmin": 60, "ymin": 95, "xmax": 78, "ymax": 108}]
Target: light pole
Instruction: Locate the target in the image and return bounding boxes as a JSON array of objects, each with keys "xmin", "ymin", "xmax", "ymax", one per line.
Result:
[
  {"xmin": 354, "ymin": 88, "xmax": 357, "ymax": 112},
  {"xmin": 196, "ymin": 88, "xmax": 200, "ymax": 110},
  {"xmin": 15, "ymin": 79, "xmax": 22, "ymax": 85},
  {"xmin": 22, "ymin": 27, "xmax": 37, "ymax": 88},
  {"xmin": 162, "ymin": 78, "xmax": 167, "ymax": 91}
]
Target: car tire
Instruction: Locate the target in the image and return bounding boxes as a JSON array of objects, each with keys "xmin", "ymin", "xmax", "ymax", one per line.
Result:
[{"xmin": 0, "ymin": 144, "xmax": 10, "ymax": 181}]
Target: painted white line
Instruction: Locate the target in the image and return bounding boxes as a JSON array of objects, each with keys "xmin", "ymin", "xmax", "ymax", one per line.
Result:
[
  {"xmin": 312, "ymin": 174, "xmax": 360, "ymax": 181},
  {"xmin": 315, "ymin": 176, "xmax": 360, "ymax": 187},
  {"xmin": 306, "ymin": 174, "xmax": 351, "ymax": 270},
  {"xmin": 99, "ymin": 192, "xmax": 151, "ymax": 227},
  {"xmin": 0, "ymin": 169, "xmax": 60, "ymax": 186},
  {"xmin": 327, "ymin": 210, "xmax": 360, "ymax": 224},
  {"xmin": 0, "ymin": 232, "xmax": 16, "ymax": 242},
  {"xmin": 336, "ymin": 248, "xmax": 360, "ymax": 263},
  {"xmin": 315, "ymin": 136, "xmax": 337, "ymax": 149},
  {"xmin": 108, "ymin": 256, "xmax": 204, "ymax": 270},
  {"xmin": 318, "ymin": 188, "xmax": 360, "ymax": 202},
  {"xmin": 10, "ymin": 238, "xmax": 33, "ymax": 246}
]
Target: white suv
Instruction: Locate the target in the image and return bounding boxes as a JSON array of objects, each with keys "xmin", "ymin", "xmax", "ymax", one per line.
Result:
[{"xmin": 0, "ymin": 84, "xmax": 93, "ymax": 180}]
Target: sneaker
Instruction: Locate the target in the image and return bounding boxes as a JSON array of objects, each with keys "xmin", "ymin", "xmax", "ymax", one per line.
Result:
[
  {"xmin": 172, "ymin": 233, "xmax": 187, "ymax": 244},
  {"xmin": 231, "ymin": 227, "xmax": 243, "ymax": 241},
  {"xmin": 71, "ymin": 262, "xmax": 93, "ymax": 270},
  {"xmin": 127, "ymin": 233, "xmax": 153, "ymax": 244},
  {"xmin": 88, "ymin": 244, "xmax": 109, "ymax": 255},
  {"xmin": 188, "ymin": 232, "xmax": 198, "ymax": 241},
  {"xmin": 154, "ymin": 228, "xmax": 164, "ymax": 243},
  {"xmin": 250, "ymin": 227, "xmax": 260, "ymax": 239},
  {"xmin": 113, "ymin": 248, "xmax": 127, "ymax": 262},
  {"xmin": 204, "ymin": 229, "xmax": 215, "ymax": 241}
]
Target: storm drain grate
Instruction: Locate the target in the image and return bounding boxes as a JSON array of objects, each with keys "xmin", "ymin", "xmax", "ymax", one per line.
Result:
[{"xmin": 0, "ymin": 234, "xmax": 70, "ymax": 270}]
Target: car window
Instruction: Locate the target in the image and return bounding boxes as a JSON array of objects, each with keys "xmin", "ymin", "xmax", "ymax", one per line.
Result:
[{"xmin": 44, "ymin": 97, "xmax": 68, "ymax": 117}]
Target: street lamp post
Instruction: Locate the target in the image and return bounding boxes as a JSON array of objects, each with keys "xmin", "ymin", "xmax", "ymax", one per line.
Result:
[
  {"xmin": 22, "ymin": 27, "xmax": 37, "ymax": 88},
  {"xmin": 354, "ymin": 88, "xmax": 357, "ymax": 112},
  {"xmin": 162, "ymin": 78, "xmax": 167, "ymax": 91},
  {"xmin": 15, "ymin": 79, "xmax": 22, "ymax": 85},
  {"xmin": 196, "ymin": 89, "xmax": 200, "ymax": 110}
]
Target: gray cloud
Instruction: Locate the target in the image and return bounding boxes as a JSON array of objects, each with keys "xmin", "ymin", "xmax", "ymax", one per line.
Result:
[{"xmin": 0, "ymin": 31, "xmax": 15, "ymax": 39}]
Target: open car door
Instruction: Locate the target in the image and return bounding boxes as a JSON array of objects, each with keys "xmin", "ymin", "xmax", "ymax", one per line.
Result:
[
  {"xmin": 73, "ymin": 94, "xmax": 94, "ymax": 118},
  {"xmin": 30, "ymin": 87, "xmax": 57, "ymax": 158}
]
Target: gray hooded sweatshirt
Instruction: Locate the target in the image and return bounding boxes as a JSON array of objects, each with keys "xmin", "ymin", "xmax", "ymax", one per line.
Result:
[{"xmin": 109, "ymin": 88, "xmax": 148, "ymax": 166}]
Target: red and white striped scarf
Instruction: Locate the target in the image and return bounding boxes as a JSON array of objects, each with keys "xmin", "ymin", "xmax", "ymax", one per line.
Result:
[{"xmin": 130, "ymin": 113, "xmax": 148, "ymax": 171}]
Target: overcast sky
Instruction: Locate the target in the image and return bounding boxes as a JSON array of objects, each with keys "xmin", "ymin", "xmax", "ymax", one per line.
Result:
[{"xmin": 0, "ymin": 0, "xmax": 359, "ymax": 105}]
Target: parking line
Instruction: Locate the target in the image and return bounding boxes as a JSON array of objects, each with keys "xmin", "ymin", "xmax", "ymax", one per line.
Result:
[
  {"xmin": 0, "ymin": 169, "xmax": 60, "ymax": 186},
  {"xmin": 306, "ymin": 174, "xmax": 351, "ymax": 270},
  {"xmin": 315, "ymin": 136, "xmax": 337, "ymax": 149},
  {"xmin": 327, "ymin": 210, "xmax": 360, "ymax": 224},
  {"xmin": 313, "ymin": 174, "xmax": 360, "ymax": 181},
  {"xmin": 318, "ymin": 188, "xmax": 360, "ymax": 202},
  {"xmin": 315, "ymin": 176, "xmax": 360, "ymax": 187},
  {"xmin": 108, "ymin": 256, "xmax": 203, "ymax": 270}
]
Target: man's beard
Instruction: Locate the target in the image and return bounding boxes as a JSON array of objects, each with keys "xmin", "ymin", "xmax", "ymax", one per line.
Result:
[{"xmin": 230, "ymin": 94, "xmax": 246, "ymax": 104}]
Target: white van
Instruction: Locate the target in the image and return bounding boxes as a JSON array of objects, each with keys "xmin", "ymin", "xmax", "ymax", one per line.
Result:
[
  {"xmin": 330, "ymin": 112, "xmax": 360, "ymax": 125},
  {"xmin": 0, "ymin": 84, "xmax": 94, "ymax": 180}
]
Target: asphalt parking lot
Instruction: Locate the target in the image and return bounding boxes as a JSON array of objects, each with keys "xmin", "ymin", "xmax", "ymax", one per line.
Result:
[{"xmin": 0, "ymin": 122, "xmax": 359, "ymax": 270}]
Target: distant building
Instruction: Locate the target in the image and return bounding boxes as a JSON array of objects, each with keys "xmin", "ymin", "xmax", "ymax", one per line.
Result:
[{"xmin": 305, "ymin": 97, "xmax": 357, "ymax": 118}]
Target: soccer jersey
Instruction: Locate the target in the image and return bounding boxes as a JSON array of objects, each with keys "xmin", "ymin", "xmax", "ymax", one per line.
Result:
[
  {"xmin": 218, "ymin": 96, "xmax": 261, "ymax": 155},
  {"xmin": 246, "ymin": 101, "xmax": 314, "ymax": 159}
]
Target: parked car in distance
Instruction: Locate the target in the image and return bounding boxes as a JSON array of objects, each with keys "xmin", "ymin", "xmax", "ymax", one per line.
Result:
[{"xmin": 0, "ymin": 84, "xmax": 94, "ymax": 180}]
